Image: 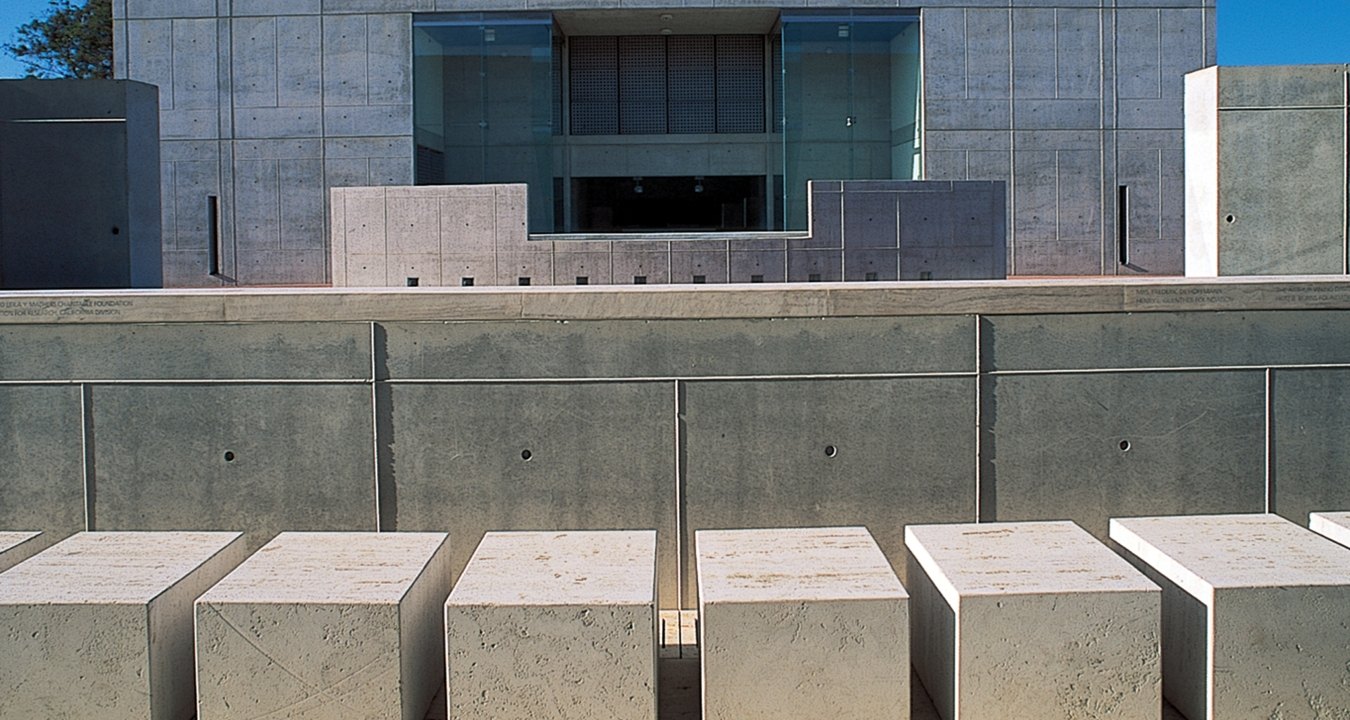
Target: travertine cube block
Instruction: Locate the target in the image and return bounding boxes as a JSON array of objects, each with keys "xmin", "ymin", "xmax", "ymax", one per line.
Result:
[
  {"xmin": 0, "ymin": 531, "xmax": 247, "ymax": 720},
  {"xmin": 697, "ymin": 527, "xmax": 909, "ymax": 720},
  {"xmin": 446, "ymin": 530, "xmax": 658, "ymax": 720},
  {"xmin": 1111, "ymin": 513, "xmax": 1350, "ymax": 720},
  {"xmin": 905, "ymin": 521, "xmax": 1159, "ymax": 720},
  {"xmin": 195, "ymin": 532, "xmax": 453, "ymax": 720},
  {"xmin": 0, "ymin": 531, "xmax": 43, "ymax": 572},
  {"xmin": 1310, "ymin": 511, "xmax": 1350, "ymax": 549}
]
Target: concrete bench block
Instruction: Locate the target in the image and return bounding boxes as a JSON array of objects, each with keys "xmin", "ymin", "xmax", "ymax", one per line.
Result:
[
  {"xmin": 446, "ymin": 530, "xmax": 658, "ymax": 720},
  {"xmin": 0, "ymin": 530, "xmax": 44, "ymax": 572},
  {"xmin": 0, "ymin": 531, "xmax": 247, "ymax": 719},
  {"xmin": 1309, "ymin": 511, "xmax": 1350, "ymax": 549},
  {"xmin": 195, "ymin": 531, "xmax": 453, "ymax": 720},
  {"xmin": 905, "ymin": 521, "xmax": 1160, "ymax": 720},
  {"xmin": 696, "ymin": 527, "xmax": 908, "ymax": 720},
  {"xmin": 1110, "ymin": 513, "xmax": 1350, "ymax": 720}
]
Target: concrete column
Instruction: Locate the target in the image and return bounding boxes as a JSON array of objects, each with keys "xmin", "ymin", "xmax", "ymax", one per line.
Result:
[
  {"xmin": 1110, "ymin": 513, "xmax": 1350, "ymax": 719},
  {"xmin": 0, "ymin": 531, "xmax": 43, "ymax": 573},
  {"xmin": 905, "ymin": 521, "xmax": 1160, "ymax": 720},
  {"xmin": 194, "ymin": 532, "xmax": 453, "ymax": 720},
  {"xmin": 696, "ymin": 527, "xmax": 908, "ymax": 720},
  {"xmin": 1309, "ymin": 511, "xmax": 1350, "ymax": 549},
  {"xmin": 0, "ymin": 531, "xmax": 248, "ymax": 719},
  {"xmin": 446, "ymin": 530, "xmax": 658, "ymax": 720}
]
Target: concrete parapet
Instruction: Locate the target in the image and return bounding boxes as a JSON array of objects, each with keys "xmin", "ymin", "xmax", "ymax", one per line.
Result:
[
  {"xmin": 446, "ymin": 530, "xmax": 658, "ymax": 720},
  {"xmin": 0, "ymin": 531, "xmax": 43, "ymax": 573},
  {"xmin": 1309, "ymin": 511, "xmax": 1350, "ymax": 549},
  {"xmin": 194, "ymin": 532, "xmax": 453, "ymax": 720},
  {"xmin": 696, "ymin": 527, "xmax": 909, "ymax": 720},
  {"xmin": 905, "ymin": 521, "xmax": 1160, "ymax": 720},
  {"xmin": 0, "ymin": 531, "xmax": 247, "ymax": 719},
  {"xmin": 1110, "ymin": 514, "xmax": 1350, "ymax": 719}
]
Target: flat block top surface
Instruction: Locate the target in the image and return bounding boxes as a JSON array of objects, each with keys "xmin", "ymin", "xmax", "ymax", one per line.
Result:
[
  {"xmin": 0, "ymin": 531, "xmax": 41, "ymax": 554},
  {"xmin": 447, "ymin": 531, "xmax": 656, "ymax": 607},
  {"xmin": 905, "ymin": 522, "xmax": 1156, "ymax": 605},
  {"xmin": 0, "ymin": 531, "xmax": 243, "ymax": 605},
  {"xmin": 1310, "ymin": 512, "xmax": 1350, "ymax": 548},
  {"xmin": 1110, "ymin": 514, "xmax": 1350, "ymax": 593},
  {"xmin": 200, "ymin": 532, "xmax": 448, "ymax": 604},
  {"xmin": 696, "ymin": 527, "xmax": 905, "ymax": 604}
]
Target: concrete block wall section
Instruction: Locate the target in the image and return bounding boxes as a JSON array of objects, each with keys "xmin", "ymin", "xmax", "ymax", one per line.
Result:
[
  {"xmin": 1185, "ymin": 65, "xmax": 1350, "ymax": 277},
  {"xmin": 115, "ymin": 1, "xmax": 1209, "ymax": 287},
  {"xmin": 3, "ymin": 280, "xmax": 1350, "ymax": 612},
  {"xmin": 331, "ymin": 181, "xmax": 1007, "ymax": 286}
]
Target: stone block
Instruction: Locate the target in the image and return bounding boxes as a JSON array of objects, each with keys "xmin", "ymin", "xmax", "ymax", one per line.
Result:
[
  {"xmin": 905, "ymin": 521, "xmax": 1160, "ymax": 720},
  {"xmin": 196, "ymin": 532, "xmax": 453, "ymax": 720},
  {"xmin": 1110, "ymin": 514, "xmax": 1350, "ymax": 719},
  {"xmin": 0, "ymin": 532, "xmax": 248, "ymax": 719},
  {"xmin": 0, "ymin": 531, "xmax": 43, "ymax": 573},
  {"xmin": 697, "ymin": 527, "xmax": 908, "ymax": 720},
  {"xmin": 1309, "ymin": 511, "xmax": 1350, "ymax": 549},
  {"xmin": 446, "ymin": 530, "xmax": 657, "ymax": 720}
]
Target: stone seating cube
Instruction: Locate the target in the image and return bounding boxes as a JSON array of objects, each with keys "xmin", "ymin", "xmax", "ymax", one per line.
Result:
[
  {"xmin": 194, "ymin": 531, "xmax": 453, "ymax": 720},
  {"xmin": 0, "ymin": 531, "xmax": 247, "ymax": 720},
  {"xmin": 1110, "ymin": 513, "xmax": 1350, "ymax": 720},
  {"xmin": 0, "ymin": 530, "xmax": 43, "ymax": 573},
  {"xmin": 905, "ymin": 520, "xmax": 1160, "ymax": 720},
  {"xmin": 446, "ymin": 530, "xmax": 659, "ymax": 720},
  {"xmin": 1309, "ymin": 511, "xmax": 1350, "ymax": 549},
  {"xmin": 697, "ymin": 526, "xmax": 909, "ymax": 720}
]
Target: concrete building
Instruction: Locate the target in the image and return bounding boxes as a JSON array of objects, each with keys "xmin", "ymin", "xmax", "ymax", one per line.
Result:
[
  {"xmin": 112, "ymin": 0, "xmax": 1213, "ymax": 286},
  {"xmin": 0, "ymin": 80, "xmax": 162, "ymax": 289},
  {"xmin": 1185, "ymin": 64, "xmax": 1350, "ymax": 277}
]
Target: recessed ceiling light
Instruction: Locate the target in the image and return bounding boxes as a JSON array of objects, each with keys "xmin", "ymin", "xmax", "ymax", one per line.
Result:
[
  {"xmin": 660, "ymin": 13, "xmax": 674, "ymax": 21},
  {"xmin": 661, "ymin": 28, "xmax": 673, "ymax": 35}
]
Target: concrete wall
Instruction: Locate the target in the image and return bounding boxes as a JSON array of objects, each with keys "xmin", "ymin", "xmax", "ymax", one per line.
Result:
[
  {"xmin": 0, "ymin": 80, "xmax": 162, "ymax": 289},
  {"xmin": 1185, "ymin": 65, "xmax": 1350, "ymax": 276},
  {"xmin": 330, "ymin": 180, "xmax": 1007, "ymax": 286},
  {"xmin": 3, "ymin": 278, "xmax": 1350, "ymax": 609},
  {"xmin": 114, "ymin": 0, "xmax": 1211, "ymax": 287}
]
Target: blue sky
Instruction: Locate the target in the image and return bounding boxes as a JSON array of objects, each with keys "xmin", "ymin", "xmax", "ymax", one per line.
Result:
[{"xmin": 0, "ymin": 0, "xmax": 1348, "ymax": 78}]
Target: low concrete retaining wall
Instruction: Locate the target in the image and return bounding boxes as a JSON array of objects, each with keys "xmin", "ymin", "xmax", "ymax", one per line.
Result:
[{"xmin": 2, "ymin": 277, "xmax": 1349, "ymax": 608}]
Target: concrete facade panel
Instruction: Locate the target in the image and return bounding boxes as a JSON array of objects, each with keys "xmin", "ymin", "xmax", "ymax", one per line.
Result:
[
  {"xmin": 382, "ymin": 382, "xmax": 677, "ymax": 606},
  {"xmin": 987, "ymin": 372, "xmax": 1266, "ymax": 539},
  {"xmin": 1271, "ymin": 369, "xmax": 1350, "ymax": 528},
  {"xmin": 682, "ymin": 377, "xmax": 976, "ymax": 601},
  {"xmin": 90, "ymin": 384, "xmax": 377, "ymax": 544},
  {"xmin": 0, "ymin": 386, "xmax": 85, "ymax": 534}
]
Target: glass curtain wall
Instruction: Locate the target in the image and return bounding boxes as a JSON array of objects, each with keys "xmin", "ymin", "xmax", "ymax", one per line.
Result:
[
  {"xmin": 778, "ymin": 12, "xmax": 921, "ymax": 230},
  {"xmin": 414, "ymin": 14, "xmax": 557, "ymax": 231}
]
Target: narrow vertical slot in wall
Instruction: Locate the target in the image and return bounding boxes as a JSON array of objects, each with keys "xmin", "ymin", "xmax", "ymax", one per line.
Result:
[
  {"xmin": 207, "ymin": 195, "xmax": 221, "ymax": 277},
  {"xmin": 1117, "ymin": 185, "xmax": 1130, "ymax": 267}
]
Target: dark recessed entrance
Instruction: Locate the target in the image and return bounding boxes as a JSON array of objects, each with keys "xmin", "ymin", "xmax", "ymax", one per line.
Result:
[{"xmin": 571, "ymin": 176, "xmax": 766, "ymax": 232}]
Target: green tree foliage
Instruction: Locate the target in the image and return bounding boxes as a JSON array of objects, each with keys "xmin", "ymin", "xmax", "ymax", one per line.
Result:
[{"xmin": 4, "ymin": 0, "xmax": 113, "ymax": 79}]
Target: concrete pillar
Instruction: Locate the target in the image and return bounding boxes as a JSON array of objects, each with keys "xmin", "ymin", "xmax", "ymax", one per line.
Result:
[
  {"xmin": 0, "ymin": 531, "xmax": 248, "ymax": 719},
  {"xmin": 0, "ymin": 530, "xmax": 43, "ymax": 572},
  {"xmin": 194, "ymin": 532, "xmax": 453, "ymax": 720},
  {"xmin": 696, "ymin": 527, "xmax": 909, "ymax": 720},
  {"xmin": 1110, "ymin": 513, "xmax": 1350, "ymax": 719},
  {"xmin": 905, "ymin": 521, "xmax": 1160, "ymax": 720},
  {"xmin": 445, "ymin": 530, "xmax": 658, "ymax": 720},
  {"xmin": 1309, "ymin": 511, "xmax": 1350, "ymax": 549}
]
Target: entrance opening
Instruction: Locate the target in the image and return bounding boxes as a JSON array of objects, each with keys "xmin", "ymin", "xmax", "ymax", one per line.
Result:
[{"xmin": 572, "ymin": 176, "xmax": 766, "ymax": 232}]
